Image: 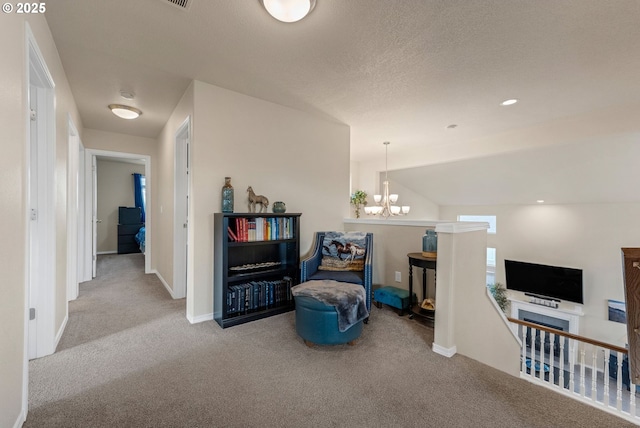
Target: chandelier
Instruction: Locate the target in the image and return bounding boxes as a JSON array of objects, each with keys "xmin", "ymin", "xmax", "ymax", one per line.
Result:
[{"xmin": 364, "ymin": 142, "xmax": 410, "ymax": 219}]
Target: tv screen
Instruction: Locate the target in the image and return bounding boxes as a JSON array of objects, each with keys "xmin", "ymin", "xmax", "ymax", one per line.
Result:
[{"xmin": 504, "ymin": 259, "xmax": 584, "ymax": 304}]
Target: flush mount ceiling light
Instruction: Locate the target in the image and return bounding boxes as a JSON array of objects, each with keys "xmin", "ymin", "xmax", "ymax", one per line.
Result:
[
  {"xmin": 108, "ymin": 104, "xmax": 142, "ymax": 120},
  {"xmin": 260, "ymin": 0, "xmax": 316, "ymax": 23},
  {"xmin": 500, "ymin": 98, "xmax": 519, "ymax": 106}
]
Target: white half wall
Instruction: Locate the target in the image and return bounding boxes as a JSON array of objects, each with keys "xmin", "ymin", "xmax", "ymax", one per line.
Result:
[{"xmin": 440, "ymin": 203, "xmax": 636, "ymax": 346}]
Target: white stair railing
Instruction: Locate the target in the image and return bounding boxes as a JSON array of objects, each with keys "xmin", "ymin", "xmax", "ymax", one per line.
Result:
[{"xmin": 508, "ymin": 317, "xmax": 638, "ymax": 424}]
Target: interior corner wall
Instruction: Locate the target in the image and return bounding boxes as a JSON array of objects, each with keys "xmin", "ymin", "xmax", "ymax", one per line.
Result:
[
  {"xmin": 440, "ymin": 203, "xmax": 639, "ymax": 345},
  {"xmin": 190, "ymin": 80, "xmax": 350, "ymax": 319},
  {"xmin": 96, "ymin": 160, "xmax": 145, "ymax": 253},
  {"xmin": 153, "ymin": 81, "xmax": 194, "ymax": 305}
]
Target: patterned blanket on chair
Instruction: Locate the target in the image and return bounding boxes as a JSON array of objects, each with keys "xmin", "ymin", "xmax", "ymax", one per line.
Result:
[{"xmin": 292, "ymin": 280, "xmax": 369, "ymax": 332}]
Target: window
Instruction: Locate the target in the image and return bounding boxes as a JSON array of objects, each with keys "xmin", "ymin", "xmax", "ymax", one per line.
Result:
[
  {"xmin": 486, "ymin": 247, "xmax": 496, "ymax": 285},
  {"xmin": 140, "ymin": 175, "xmax": 146, "ymax": 210},
  {"xmin": 458, "ymin": 215, "xmax": 496, "ymax": 234},
  {"xmin": 458, "ymin": 215, "xmax": 498, "ymax": 284}
]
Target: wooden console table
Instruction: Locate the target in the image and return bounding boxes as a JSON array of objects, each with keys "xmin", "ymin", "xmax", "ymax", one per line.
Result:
[{"xmin": 407, "ymin": 252, "xmax": 436, "ymax": 321}]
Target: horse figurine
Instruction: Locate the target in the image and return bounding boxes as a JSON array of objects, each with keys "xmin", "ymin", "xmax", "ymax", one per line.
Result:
[{"xmin": 247, "ymin": 186, "xmax": 269, "ymax": 213}]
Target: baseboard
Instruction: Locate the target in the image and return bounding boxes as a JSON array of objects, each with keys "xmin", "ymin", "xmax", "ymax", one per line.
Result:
[
  {"xmin": 151, "ymin": 269, "xmax": 175, "ymax": 299},
  {"xmin": 54, "ymin": 313, "xmax": 69, "ymax": 350},
  {"xmin": 151, "ymin": 270, "xmax": 211, "ymax": 323},
  {"xmin": 13, "ymin": 409, "xmax": 26, "ymax": 428},
  {"xmin": 432, "ymin": 343, "xmax": 457, "ymax": 358},
  {"xmin": 188, "ymin": 312, "xmax": 213, "ymax": 324}
]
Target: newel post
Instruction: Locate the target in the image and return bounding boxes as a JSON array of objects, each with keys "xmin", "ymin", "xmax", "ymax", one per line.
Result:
[{"xmin": 432, "ymin": 222, "xmax": 489, "ymax": 357}]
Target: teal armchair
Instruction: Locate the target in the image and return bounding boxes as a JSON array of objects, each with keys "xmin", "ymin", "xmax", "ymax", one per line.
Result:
[{"xmin": 300, "ymin": 231, "xmax": 373, "ymax": 319}]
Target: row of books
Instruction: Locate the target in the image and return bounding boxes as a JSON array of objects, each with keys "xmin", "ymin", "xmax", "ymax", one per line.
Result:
[
  {"xmin": 228, "ymin": 217, "xmax": 295, "ymax": 242},
  {"xmin": 226, "ymin": 277, "xmax": 293, "ymax": 315}
]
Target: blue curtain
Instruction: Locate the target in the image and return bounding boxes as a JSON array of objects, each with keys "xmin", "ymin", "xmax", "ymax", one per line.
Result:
[{"xmin": 133, "ymin": 173, "xmax": 146, "ymax": 223}]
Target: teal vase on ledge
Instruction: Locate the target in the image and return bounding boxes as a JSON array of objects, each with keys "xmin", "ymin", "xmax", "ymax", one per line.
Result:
[
  {"xmin": 221, "ymin": 177, "xmax": 234, "ymax": 213},
  {"xmin": 422, "ymin": 229, "xmax": 437, "ymax": 257}
]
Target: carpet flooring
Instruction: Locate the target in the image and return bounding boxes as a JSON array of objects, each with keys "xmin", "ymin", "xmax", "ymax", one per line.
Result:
[{"xmin": 24, "ymin": 253, "xmax": 634, "ymax": 427}]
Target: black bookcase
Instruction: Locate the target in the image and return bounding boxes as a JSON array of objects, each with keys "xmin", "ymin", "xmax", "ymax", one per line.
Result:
[{"xmin": 214, "ymin": 213, "xmax": 301, "ymax": 328}]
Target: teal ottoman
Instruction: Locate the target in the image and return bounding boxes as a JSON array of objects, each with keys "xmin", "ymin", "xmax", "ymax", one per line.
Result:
[{"xmin": 374, "ymin": 286, "xmax": 412, "ymax": 315}]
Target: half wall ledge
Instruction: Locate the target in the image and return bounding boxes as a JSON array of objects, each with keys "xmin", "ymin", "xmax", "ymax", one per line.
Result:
[{"xmin": 343, "ymin": 218, "xmax": 489, "ymax": 232}]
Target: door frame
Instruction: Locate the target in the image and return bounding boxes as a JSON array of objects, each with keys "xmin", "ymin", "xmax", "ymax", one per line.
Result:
[
  {"xmin": 173, "ymin": 116, "xmax": 191, "ymax": 300},
  {"xmin": 24, "ymin": 22, "xmax": 57, "ymax": 414},
  {"xmin": 84, "ymin": 149, "xmax": 152, "ymax": 275},
  {"xmin": 77, "ymin": 140, "xmax": 89, "ymax": 283},
  {"xmin": 66, "ymin": 116, "xmax": 81, "ymax": 300}
]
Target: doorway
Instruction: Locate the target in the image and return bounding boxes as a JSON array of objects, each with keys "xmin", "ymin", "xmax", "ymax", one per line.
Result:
[
  {"xmin": 84, "ymin": 149, "xmax": 152, "ymax": 278},
  {"xmin": 26, "ymin": 24, "xmax": 56, "ymax": 362}
]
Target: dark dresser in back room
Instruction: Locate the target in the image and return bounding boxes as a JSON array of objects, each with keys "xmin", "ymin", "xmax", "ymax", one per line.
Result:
[{"xmin": 117, "ymin": 206, "xmax": 143, "ymax": 254}]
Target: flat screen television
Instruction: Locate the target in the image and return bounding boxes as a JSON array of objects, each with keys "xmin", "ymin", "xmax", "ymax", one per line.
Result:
[{"xmin": 504, "ymin": 259, "xmax": 584, "ymax": 304}]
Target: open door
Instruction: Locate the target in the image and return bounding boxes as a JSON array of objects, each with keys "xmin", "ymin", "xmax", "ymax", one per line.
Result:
[
  {"xmin": 622, "ymin": 247, "xmax": 640, "ymax": 386},
  {"xmin": 91, "ymin": 154, "xmax": 98, "ymax": 278},
  {"xmin": 173, "ymin": 117, "xmax": 190, "ymax": 299},
  {"xmin": 26, "ymin": 25, "xmax": 56, "ymax": 360}
]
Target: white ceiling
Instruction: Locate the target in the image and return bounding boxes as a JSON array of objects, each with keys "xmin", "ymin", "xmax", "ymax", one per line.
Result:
[{"xmin": 44, "ymin": 0, "xmax": 640, "ymax": 205}]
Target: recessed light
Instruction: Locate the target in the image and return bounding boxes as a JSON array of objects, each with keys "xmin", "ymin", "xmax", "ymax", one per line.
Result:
[
  {"xmin": 536, "ymin": 200, "xmax": 545, "ymax": 204},
  {"xmin": 500, "ymin": 99, "xmax": 518, "ymax": 106},
  {"xmin": 108, "ymin": 104, "xmax": 142, "ymax": 120}
]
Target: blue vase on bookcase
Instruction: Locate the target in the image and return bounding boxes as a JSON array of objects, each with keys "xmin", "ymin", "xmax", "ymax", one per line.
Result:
[{"xmin": 221, "ymin": 177, "xmax": 234, "ymax": 213}]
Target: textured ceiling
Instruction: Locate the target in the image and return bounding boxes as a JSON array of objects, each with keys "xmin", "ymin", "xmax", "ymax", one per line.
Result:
[{"xmin": 44, "ymin": 0, "xmax": 640, "ymax": 205}]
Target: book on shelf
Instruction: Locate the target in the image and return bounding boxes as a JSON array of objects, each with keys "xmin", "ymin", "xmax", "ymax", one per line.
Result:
[
  {"xmin": 227, "ymin": 226, "xmax": 238, "ymax": 242},
  {"xmin": 225, "ymin": 278, "xmax": 293, "ymax": 315},
  {"xmin": 227, "ymin": 215, "xmax": 295, "ymax": 243}
]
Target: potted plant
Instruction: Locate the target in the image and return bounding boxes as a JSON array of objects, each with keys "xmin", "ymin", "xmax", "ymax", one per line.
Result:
[
  {"xmin": 350, "ymin": 190, "xmax": 368, "ymax": 218},
  {"xmin": 488, "ymin": 282, "xmax": 509, "ymax": 313}
]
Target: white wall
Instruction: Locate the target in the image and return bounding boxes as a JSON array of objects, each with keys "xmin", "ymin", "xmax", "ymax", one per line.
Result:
[
  {"xmin": 351, "ymin": 158, "xmax": 439, "ymax": 220},
  {"xmin": 344, "ymin": 220, "xmax": 438, "ymax": 295},
  {"xmin": 0, "ymin": 14, "xmax": 82, "ymax": 427},
  {"xmin": 189, "ymin": 80, "xmax": 350, "ymax": 319},
  {"xmin": 0, "ymin": 15, "xmax": 28, "ymax": 428},
  {"xmin": 154, "ymin": 82, "xmax": 194, "ymax": 307},
  {"xmin": 96, "ymin": 159, "xmax": 145, "ymax": 253},
  {"xmin": 440, "ymin": 203, "xmax": 637, "ymax": 345},
  {"xmin": 83, "ymin": 128, "xmax": 157, "ymax": 157},
  {"xmin": 434, "ymin": 226, "xmax": 520, "ymax": 376}
]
